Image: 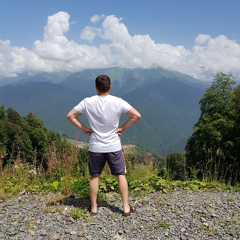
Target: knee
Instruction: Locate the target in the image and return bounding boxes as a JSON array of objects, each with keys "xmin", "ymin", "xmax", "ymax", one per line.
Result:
[
  {"xmin": 90, "ymin": 175, "xmax": 100, "ymax": 181},
  {"xmin": 114, "ymin": 174, "xmax": 125, "ymax": 181}
]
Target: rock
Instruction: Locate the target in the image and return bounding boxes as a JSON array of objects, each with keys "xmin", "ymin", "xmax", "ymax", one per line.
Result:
[
  {"xmin": 0, "ymin": 191, "xmax": 239, "ymax": 239},
  {"xmin": 25, "ymin": 236, "xmax": 34, "ymax": 240},
  {"xmin": 52, "ymin": 233, "xmax": 61, "ymax": 239},
  {"xmin": 77, "ymin": 231, "xmax": 83, "ymax": 237}
]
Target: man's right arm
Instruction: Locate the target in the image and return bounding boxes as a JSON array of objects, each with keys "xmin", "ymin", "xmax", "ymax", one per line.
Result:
[
  {"xmin": 66, "ymin": 108, "xmax": 93, "ymax": 136},
  {"xmin": 116, "ymin": 107, "xmax": 141, "ymax": 136}
]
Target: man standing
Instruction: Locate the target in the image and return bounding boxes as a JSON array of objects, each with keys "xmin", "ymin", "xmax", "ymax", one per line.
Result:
[{"xmin": 67, "ymin": 75, "xmax": 141, "ymax": 216}]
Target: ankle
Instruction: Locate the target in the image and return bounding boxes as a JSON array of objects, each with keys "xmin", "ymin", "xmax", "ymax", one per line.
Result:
[{"xmin": 123, "ymin": 204, "xmax": 130, "ymax": 212}]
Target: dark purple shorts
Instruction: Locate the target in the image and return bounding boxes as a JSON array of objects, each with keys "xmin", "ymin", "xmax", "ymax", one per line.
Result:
[{"xmin": 88, "ymin": 150, "xmax": 126, "ymax": 176}]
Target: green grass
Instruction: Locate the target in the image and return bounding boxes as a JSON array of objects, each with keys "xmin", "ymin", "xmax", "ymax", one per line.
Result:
[
  {"xmin": 68, "ymin": 208, "xmax": 87, "ymax": 220},
  {"xmin": 157, "ymin": 221, "xmax": 170, "ymax": 229},
  {"xmin": 0, "ymin": 145, "xmax": 239, "ymax": 201}
]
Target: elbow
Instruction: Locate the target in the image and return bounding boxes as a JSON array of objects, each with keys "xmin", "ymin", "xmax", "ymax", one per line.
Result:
[
  {"xmin": 134, "ymin": 113, "xmax": 141, "ymax": 121},
  {"xmin": 137, "ymin": 113, "xmax": 141, "ymax": 120},
  {"xmin": 66, "ymin": 113, "xmax": 72, "ymax": 120}
]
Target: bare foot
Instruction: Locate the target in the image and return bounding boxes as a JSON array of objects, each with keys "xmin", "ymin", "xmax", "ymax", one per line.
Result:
[
  {"xmin": 123, "ymin": 205, "xmax": 136, "ymax": 216},
  {"xmin": 90, "ymin": 206, "xmax": 97, "ymax": 215}
]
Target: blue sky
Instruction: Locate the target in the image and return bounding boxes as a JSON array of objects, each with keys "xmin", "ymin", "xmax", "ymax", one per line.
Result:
[{"xmin": 0, "ymin": 0, "xmax": 240, "ymax": 81}]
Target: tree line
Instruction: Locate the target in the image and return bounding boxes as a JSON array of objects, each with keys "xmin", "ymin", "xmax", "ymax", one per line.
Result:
[{"xmin": 0, "ymin": 106, "xmax": 69, "ymax": 167}]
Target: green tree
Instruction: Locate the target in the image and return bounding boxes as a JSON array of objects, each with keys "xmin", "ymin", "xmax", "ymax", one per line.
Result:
[
  {"xmin": 23, "ymin": 112, "xmax": 44, "ymax": 129},
  {"xmin": 186, "ymin": 72, "xmax": 239, "ymax": 182},
  {"xmin": 22, "ymin": 112, "xmax": 48, "ymax": 162},
  {"xmin": 3, "ymin": 121, "xmax": 22, "ymax": 164},
  {"xmin": 0, "ymin": 104, "xmax": 5, "ymax": 120},
  {"xmin": 231, "ymin": 85, "xmax": 240, "ymax": 178},
  {"xmin": 166, "ymin": 152, "xmax": 187, "ymax": 180},
  {"xmin": 0, "ymin": 120, "xmax": 7, "ymax": 152},
  {"xmin": 6, "ymin": 108, "xmax": 22, "ymax": 125},
  {"xmin": 0, "ymin": 105, "xmax": 7, "ymax": 151}
]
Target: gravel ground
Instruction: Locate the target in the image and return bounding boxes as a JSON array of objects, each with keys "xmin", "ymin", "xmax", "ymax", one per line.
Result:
[{"xmin": 0, "ymin": 190, "xmax": 239, "ymax": 240}]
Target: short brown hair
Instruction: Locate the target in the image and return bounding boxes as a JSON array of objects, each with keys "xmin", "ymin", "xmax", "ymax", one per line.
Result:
[{"xmin": 95, "ymin": 75, "xmax": 111, "ymax": 93}]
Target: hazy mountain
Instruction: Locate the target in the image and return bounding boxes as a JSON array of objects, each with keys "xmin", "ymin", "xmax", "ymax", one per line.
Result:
[
  {"xmin": 0, "ymin": 71, "xmax": 72, "ymax": 86},
  {"xmin": 0, "ymin": 73, "xmax": 33, "ymax": 86},
  {"xmin": 0, "ymin": 67, "xmax": 208, "ymax": 156},
  {"xmin": 59, "ymin": 67, "xmax": 209, "ymax": 94}
]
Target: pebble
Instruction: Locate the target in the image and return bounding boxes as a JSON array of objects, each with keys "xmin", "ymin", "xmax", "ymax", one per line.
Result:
[{"xmin": 0, "ymin": 190, "xmax": 239, "ymax": 239}]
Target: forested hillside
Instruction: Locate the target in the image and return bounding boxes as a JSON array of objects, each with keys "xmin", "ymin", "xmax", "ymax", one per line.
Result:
[{"xmin": 0, "ymin": 106, "xmax": 68, "ymax": 166}]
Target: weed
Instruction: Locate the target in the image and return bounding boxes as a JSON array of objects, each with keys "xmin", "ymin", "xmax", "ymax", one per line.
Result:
[
  {"xmin": 11, "ymin": 216, "xmax": 21, "ymax": 223},
  {"xmin": 45, "ymin": 193, "xmax": 66, "ymax": 206},
  {"xmin": 0, "ymin": 191, "xmax": 8, "ymax": 202},
  {"xmin": 157, "ymin": 221, "xmax": 169, "ymax": 229},
  {"xmin": 56, "ymin": 205, "xmax": 65, "ymax": 213},
  {"xmin": 200, "ymin": 224, "xmax": 210, "ymax": 232},
  {"xmin": 69, "ymin": 208, "xmax": 87, "ymax": 220},
  {"xmin": 227, "ymin": 195, "xmax": 235, "ymax": 202},
  {"xmin": 200, "ymin": 224, "xmax": 220, "ymax": 235},
  {"xmin": 42, "ymin": 207, "xmax": 52, "ymax": 214},
  {"xmin": 84, "ymin": 218, "xmax": 94, "ymax": 223},
  {"xmin": 142, "ymin": 201, "xmax": 149, "ymax": 205},
  {"xmin": 172, "ymin": 209, "xmax": 182, "ymax": 214},
  {"xmin": 25, "ymin": 220, "xmax": 35, "ymax": 228}
]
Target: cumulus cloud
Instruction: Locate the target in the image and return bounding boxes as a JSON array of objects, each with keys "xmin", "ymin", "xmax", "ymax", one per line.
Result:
[
  {"xmin": 90, "ymin": 14, "xmax": 105, "ymax": 24},
  {"xmin": 195, "ymin": 34, "xmax": 211, "ymax": 45},
  {"xmin": 0, "ymin": 11, "xmax": 240, "ymax": 81},
  {"xmin": 80, "ymin": 26, "xmax": 102, "ymax": 42}
]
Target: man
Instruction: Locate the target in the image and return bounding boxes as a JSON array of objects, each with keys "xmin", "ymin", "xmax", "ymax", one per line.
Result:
[{"xmin": 66, "ymin": 75, "xmax": 141, "ymax": 216}]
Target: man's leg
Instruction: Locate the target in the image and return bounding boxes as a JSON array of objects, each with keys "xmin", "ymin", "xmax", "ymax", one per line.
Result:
[
  {"xmin": 88, "ymin": 152, "xmax": 106, "ymax": 214},
  {"xmin": 115, "ymin": 174, "xmax": 131, "ymax": 214},
  {"xmin": 89, "ymin": 175, "xmax": 100, "ymax": 214}
]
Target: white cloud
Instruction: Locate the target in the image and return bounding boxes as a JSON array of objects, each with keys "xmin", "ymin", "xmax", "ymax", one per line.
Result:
[
  {"xmin": 195, "ymin": 34, "xmax": 211, "ymax": 45},
  {"xmin": 0, "ymin": 39, "xmax": 47, "ymax": 77},
  {"xmin": 90, "ymin": 14, "xmax": 105, "ymax": 24},
  {"xmin": 0, "ymin": 11, "xmax": 240, "ymax": 81},
  {"xmin": 80, "ymin": 26, "xmax": 102, "ymax": 42}
]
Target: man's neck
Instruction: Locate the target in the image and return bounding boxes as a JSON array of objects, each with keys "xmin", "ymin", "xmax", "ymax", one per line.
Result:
[{"xmin": 97, "ymin": 91, "xmax": 110, "ymax": 96}]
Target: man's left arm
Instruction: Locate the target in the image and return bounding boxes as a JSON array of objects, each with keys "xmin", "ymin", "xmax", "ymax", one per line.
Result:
[
  {"xmin": 66, "ymin": 108, "xmax": 93, "ymax": 136},
  {"xmin": 116, "ymin": 107, "xmax": 141, "ymax": 136}
]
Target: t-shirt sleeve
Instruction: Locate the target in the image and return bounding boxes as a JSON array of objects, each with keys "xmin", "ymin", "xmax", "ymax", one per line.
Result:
[
  {"xmin": 120, "ymin": 99, "xmax": 132, "ymax": 113},
  {"xmin": 74, "ymin": 99, "xmax": 86, "ymax": 114}
]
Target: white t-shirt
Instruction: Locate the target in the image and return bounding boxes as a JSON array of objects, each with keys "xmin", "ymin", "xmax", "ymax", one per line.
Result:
[{"xmin": 74, "ymin": 95, "xmax": 132, "ymax": 153}]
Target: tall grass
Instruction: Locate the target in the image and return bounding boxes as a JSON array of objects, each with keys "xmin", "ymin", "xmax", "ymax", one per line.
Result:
[
  {"xmin": 197, "ymin": 147, "xmax": 240, "ymax": 185},
  {"xmin": 0, "ymin": 142, "xmax": 239, "ymax": 200}
]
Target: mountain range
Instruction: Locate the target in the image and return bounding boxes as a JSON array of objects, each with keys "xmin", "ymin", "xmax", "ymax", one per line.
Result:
[{"xmin": 0, "ymin": 67, "xmax": 210, "ymax": 156}]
